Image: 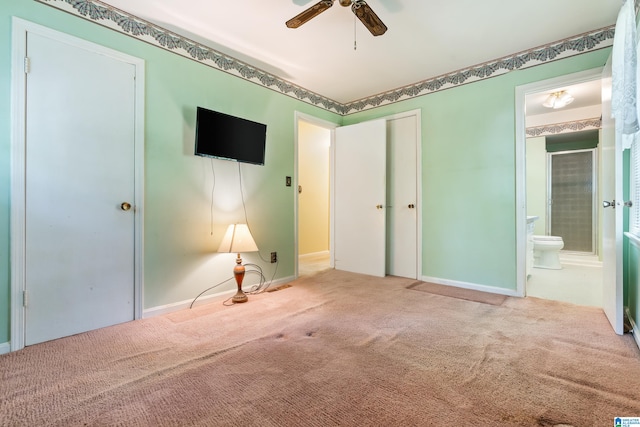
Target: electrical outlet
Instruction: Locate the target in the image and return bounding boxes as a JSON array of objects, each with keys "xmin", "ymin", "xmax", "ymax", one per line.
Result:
[{"xmin": 270, "ymin": 251, "xmax": 277, "ymax": 263}]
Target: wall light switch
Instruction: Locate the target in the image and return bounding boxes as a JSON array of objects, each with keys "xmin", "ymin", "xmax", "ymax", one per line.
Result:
[{"xmin": 286, "ymin": 176, "xmax": 292, "ymax": 187}]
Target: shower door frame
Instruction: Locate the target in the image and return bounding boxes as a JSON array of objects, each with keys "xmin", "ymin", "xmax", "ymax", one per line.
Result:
[{"xmin": 546, "ymin": 148, "xmax": 598, "ymax": 255}]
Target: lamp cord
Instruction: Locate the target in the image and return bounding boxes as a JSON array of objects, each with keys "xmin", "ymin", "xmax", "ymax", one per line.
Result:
[
  {"xmin": 210, "ymin": 159, "xmax": 216, "ymax": 235},
  {"xmin": 237, "ymin": 163, "xmax": 273, "ymax": 265},
  {"xmin": 189, "ymin": 260, "xmax": 279, "ymax": 308}
]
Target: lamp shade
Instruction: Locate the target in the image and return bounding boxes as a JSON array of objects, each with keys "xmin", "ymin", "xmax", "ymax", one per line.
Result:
[{"xmin": 217, "ymin": 224, "xmax": 259, "ymax": 253}]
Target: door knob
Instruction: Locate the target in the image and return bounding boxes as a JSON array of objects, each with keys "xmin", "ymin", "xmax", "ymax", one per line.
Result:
[
  {"xmin": 120, "ymin": 202, "xmax": 132, "ymax": 211},
  {"xmin": 408, "ymin": 204, "xmax": 415, "ymax": 209},
  {"xmin": 603, "ymin": 200, "xmax": 615, "ymax": 209},
  {"xmin": 376, "ymin": 204, "xmax": 384, "ymax": 209},
  {"xmin": 625, "ymin": 200, "xmax": 633, "ymax": 208}
]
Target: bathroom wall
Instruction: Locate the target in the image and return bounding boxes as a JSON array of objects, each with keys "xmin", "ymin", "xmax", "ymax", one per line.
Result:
[{"xmin": 526, "ymin": 137, "xmax": 547, "ymax": 235}]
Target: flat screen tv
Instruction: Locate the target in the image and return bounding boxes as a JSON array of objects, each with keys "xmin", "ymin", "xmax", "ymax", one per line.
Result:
[{"xmin": 195, "ymin": 107, "xmax": 267, "ymax": 165}]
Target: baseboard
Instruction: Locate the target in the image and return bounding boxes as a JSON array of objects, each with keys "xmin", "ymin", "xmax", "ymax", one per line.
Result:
[
  {"xmin": 143, "ymin": 275, "xmax": 295, "ymax": 318},
  {"xmin": 0, "ymin": 341, "xmax": 10, "ymax": 355},
  {"xmin": 420, "ymin": 275, "xmax": 520, "ymax": 297},
  {"xmin": 625, "ymin": 307, "xmax": 640, "ymax": 350},
  {"xmin": 299, "ymin": 251, "xmax": 330, "ymax": 260}
]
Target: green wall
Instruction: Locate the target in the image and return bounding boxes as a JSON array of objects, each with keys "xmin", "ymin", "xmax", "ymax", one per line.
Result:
[
  {"xmin": 0, "ymin": 0, "xmax": 615, "ymax": 347},
  {"xmin": 0, "ymin": 0, "xmax": 340, "ymax": 344},
  {"xmin": 343, "ymin": 50, "xmax": 611, "ymax": 290}
]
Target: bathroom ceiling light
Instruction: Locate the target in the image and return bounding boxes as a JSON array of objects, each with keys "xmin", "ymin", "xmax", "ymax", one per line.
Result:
[{"xmin": 543, "ymin": 91, "xmax": 574, "ymax": 109}]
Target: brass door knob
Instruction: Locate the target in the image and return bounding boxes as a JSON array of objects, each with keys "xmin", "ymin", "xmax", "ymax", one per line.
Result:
[
  {"xmin": 120, "ymin": 202, "xmax": 132, "ymax": 211},
  {"xmin": 376, "ymin": 204, "xmax": 384, "ymax": 209}
]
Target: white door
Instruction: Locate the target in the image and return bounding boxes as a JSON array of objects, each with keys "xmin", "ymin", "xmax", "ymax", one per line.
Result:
[
  {"xmin": 601, "ymin": 56, "xmax": 624, "ymax": 335},
  {"xmin": 23, "ymin": 30, "xmax": 138, "ymax": 344},
  {"xmin": 387, "ymin": 115, "xmax": 418, "ymax": 278},
  {"xmin": 334, "ymin": 120, "xmax": 387, "ymax": 277}
]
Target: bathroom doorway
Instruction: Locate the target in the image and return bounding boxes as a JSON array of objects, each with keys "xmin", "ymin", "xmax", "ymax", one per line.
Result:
[{"xmin": 519, "ymin": 72, "xmax": 604, "ymax": 307}]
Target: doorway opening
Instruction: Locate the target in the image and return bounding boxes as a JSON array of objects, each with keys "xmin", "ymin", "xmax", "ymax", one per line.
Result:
[
  {"xmin": 294, "ymin": 113, "xmax": 336, "ymax": 278},
  {"xmin": 516, "ymin": 69, "xmax": 604, "ymax": 307}
]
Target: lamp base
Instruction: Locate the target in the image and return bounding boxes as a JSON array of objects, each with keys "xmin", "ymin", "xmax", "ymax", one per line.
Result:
[
  {"xmin": 233, "ymin": 255, "xmax": 248, "ymax": 303},
  {"xmin": 232, "ymin": 289, "xmax": 248, "ymax": 303}
]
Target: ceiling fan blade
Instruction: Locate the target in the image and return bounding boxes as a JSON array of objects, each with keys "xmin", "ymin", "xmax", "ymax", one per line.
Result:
[
  {"xmin": 352, "ymin": 1, "xmax": 388, "ymax": 36},
  {"xmin": 286, "ymin": 0, "xmax": 335, "ymax": 29}
]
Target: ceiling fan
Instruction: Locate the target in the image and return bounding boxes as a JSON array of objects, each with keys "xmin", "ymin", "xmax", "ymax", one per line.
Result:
[{"xmin": 286, "ymin": 0, "xmax": 388, "ymax": 36}]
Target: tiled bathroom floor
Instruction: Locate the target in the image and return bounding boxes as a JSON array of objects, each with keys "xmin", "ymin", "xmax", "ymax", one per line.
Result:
[{"xmin": 526, "ymin": 252, "xmax": 603, "ymax": 307}]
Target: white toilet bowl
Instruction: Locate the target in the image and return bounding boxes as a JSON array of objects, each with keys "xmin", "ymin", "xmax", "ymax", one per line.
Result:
[{"xmin": 532, "ymin": 235, "xmax": 564, "ymax": 270}]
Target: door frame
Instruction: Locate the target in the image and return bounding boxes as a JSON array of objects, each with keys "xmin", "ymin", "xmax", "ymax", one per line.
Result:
[
  {"xmin": 293, "ymin": 112, "xmax": 338, "ymax": 278},
  {"xmin": 294, "ymin": 109, "xmax": 422, "ymax": 279},
  {"xmin": 515, "ymin": 68, "xmax": 603, "ymax": 297},
  {"xmin": 10, "ymin": 18, "xmax": 145, "ymax": 351}
]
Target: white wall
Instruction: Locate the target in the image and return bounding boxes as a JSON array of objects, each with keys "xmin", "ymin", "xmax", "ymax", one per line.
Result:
[{"xmin": 526, "ymin": 136, "xmax": 547, "ymax": 235}]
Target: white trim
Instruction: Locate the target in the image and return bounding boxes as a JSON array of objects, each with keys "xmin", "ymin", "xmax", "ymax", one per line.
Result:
[
  {"xmin": 514, "ymin": 68, "xmax": 604, "ymax": 299},
  {"xmin": 10, "ymin": 18, "xmax": 28, "ymax": 352},
  {"xmin": 10, "ymin": 18, "xmax": 145, "ymax": 352},
  {"xmin": 299, "ymin": 250, "xmax": 330, "ymax": 260},
  {"xmin": 421, "ymin": 276, "xmax": 520, "ymax": 297},
  {"xmin": 625, "ymin": 233, "xmax": 640, "ymax": 351},
  {"xmin": 293, "ymin": 112, "xmax": 339, "ymax": 279},
  {"xmin": 144, "ymin": 290, "xmax": 236, "ymax": 318},
  {"xmin": 0, "ymin": 342, "xmax": 10, "ymax": 355},
  {"xmin": 625, "ymin": 231, "xmax": 640, "ymax": 248},
  {"xmin": 143, "ymin": 275, "xmax": 296, "ymax": 317},
  {"xmin": 625, "ymin": 307, "xmax": 640, "ymax": 351}
]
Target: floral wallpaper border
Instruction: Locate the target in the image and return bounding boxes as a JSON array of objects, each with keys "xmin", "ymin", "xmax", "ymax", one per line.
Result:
[
  {"xmin": 526, "ymin": 117, "xmax": 602, "ymax": 138},
  {"xmin": 35, "ymin": 0, "xmax": 615, "ymax": 116}
]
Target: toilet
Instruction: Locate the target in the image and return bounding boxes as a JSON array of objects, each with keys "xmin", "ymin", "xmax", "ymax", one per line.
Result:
[{"xmin": 532, "ymin": 235, "xmax": 564, "ymax": 270}]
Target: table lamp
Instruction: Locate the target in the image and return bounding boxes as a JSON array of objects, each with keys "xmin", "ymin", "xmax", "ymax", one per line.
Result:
[{"xmin": 217, "ymin": 224, "xmax": 259, "ymax": 303}]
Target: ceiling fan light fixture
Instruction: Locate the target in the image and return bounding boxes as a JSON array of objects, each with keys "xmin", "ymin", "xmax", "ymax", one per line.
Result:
[
  {"xmin": 286, "ymin": 0, "xmax": 387, "ymax": 37},
  {"xmin": 543, "ymin": 90, "xmax": 574, "ymax": 109}
]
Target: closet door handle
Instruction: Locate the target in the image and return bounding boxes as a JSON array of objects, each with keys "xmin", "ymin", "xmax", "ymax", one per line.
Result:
[{"xmin": 408, "ymin": 204, "xmax": 415, "ymax": 209}]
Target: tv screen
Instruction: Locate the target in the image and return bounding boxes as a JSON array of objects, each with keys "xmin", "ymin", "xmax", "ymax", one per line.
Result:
[{"xmin": 195, "ymin": 107, "xmax": 267, "ymax": 165}]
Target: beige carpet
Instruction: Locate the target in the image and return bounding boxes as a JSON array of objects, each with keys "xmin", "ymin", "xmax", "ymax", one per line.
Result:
[{"xmin": 1, "ymin": 269, "xmax": 640, "ymax": 426}]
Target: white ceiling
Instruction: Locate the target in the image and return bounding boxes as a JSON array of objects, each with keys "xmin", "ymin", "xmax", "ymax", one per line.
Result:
[
  {"xmin": 101, "ymin": 0, "xmax": 619, "ymax": 105},
  {"xmin": 526, "ymin": 79, "xmax": 603, "ymax": 119}
]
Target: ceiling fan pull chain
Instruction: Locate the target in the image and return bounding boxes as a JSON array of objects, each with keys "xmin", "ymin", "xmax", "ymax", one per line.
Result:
[{"xmin": 354, "ymin": 14, "xmax": 357, "ymax": 50}]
